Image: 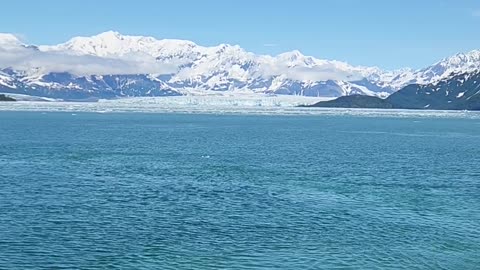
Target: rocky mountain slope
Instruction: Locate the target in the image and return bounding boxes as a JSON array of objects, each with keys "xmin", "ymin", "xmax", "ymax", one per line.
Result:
[{"xmin": 309, "ymin": 71, "xmax": 480, "ymax": 110}]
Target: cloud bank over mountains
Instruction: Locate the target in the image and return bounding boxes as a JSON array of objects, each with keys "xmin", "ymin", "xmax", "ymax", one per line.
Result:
[
  {"xmin": 0, "ymin": 31, "xmax": 364, "ymax": 81},
  {"xmin": 0, "ymin": 37, "xmax": 179, "ymax": 76}
]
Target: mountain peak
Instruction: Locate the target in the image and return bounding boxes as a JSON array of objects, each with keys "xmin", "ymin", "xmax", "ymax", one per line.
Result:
[
  {"xmin": 434, "ymin": 49, "xmax": 480, "ymax": 66},
  {"xmin": 41, "ymin": 31, "xmax": 201, "ymax": 58},
  {"xmin": 412, "ymin": 48, "xmax": 480, "ymax": 85},
  {"xmin": 278, "ymin": 50, "xmax": 304, "ymax": 59},
  {"xmin": 95, "ymin": 30, "xmax": 123, "ymax": 40}
]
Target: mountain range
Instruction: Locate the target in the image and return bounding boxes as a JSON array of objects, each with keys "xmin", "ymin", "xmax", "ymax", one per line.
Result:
[{"xmin": 1, "ymin": 31, "xmax": 480, "ymax": 100}]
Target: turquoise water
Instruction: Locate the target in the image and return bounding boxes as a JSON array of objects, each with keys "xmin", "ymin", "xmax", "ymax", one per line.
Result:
[{"xmin": 1, "ymin": 112, "xmax": 479, "ymax": 269}]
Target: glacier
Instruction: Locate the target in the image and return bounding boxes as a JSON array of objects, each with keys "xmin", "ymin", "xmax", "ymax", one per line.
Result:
[{"xmin": 1, "ymin": 95, "xmax": 480, "ymax": 120}]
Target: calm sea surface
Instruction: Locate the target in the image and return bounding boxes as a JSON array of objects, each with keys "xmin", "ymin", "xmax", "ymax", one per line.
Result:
[{"xmin": 1, "ymin": 112, "xmax": 479, "ymax": 269}]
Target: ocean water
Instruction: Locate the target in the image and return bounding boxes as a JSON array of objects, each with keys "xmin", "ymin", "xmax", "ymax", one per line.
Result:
[{"xmin": 0, "ymin": 111, "xmax": 479, "ymax": 269}]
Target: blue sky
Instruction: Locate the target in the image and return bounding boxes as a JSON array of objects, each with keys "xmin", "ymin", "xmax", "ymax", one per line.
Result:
[{"xmin": 1, "ymin": 0, "xmax": 479, "ymax": 69}]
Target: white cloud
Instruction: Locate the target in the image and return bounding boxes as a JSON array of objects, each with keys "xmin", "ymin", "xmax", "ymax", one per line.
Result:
[
  {"xmin": 263, "ymin": 43, "xmax": 279, "ymax": 47},
  {"xmin": 473, "ymin": 9, "xmax": 480, "ymax": 17},
  {"xmin": 0, "ymin": 46, "xmax": 179, "ymax": 76}
]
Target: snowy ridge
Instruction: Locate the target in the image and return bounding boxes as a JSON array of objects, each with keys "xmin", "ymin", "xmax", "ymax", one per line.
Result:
[
  {"xmin": 0, "ymin": 31, "xmax": 479, "ymax": 99},
  {"xmin": 414, "ymin": 50, "xmax": 480, "ymax": 83}
]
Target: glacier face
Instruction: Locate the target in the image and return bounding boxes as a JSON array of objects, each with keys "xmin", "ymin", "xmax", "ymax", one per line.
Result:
[{"xmin": 0, "ymin": 31, "xmax": 479, "ymax": 99}]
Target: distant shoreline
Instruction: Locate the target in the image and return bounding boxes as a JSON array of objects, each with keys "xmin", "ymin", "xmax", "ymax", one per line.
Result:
[
  {"xmin": 0, "ymin": 94, "xmax": 15, "ymax": 102},
  {"xmin": 303, "ymin": 94, "xmax": 480, "ymax": 111}
]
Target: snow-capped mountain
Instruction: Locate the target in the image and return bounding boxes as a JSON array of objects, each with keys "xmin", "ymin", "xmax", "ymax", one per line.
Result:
[
  {"xmin": 0, "ymin": 31, "xmax": 479, "ymax": 99},
  {"xmin": 387, "ymin": 70, "xmax": 480, "ymax": 110}
]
